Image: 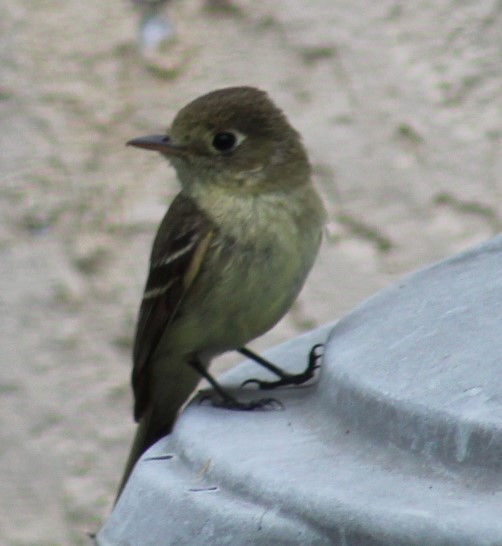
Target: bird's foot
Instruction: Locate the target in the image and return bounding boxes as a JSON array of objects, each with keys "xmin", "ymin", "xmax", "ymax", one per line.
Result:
[
  {"xmin": 241, "ymin": 343, "xmax": 323, "ymax": 390},
  {"xmin": 200, "ymin": 393, "xmax": 282, "ymax": 411}
]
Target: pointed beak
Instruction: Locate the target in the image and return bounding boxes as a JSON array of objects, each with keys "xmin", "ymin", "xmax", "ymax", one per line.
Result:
[{"xmin": 126, "ymin": 134, "xmax": 187, "ymax": 156}]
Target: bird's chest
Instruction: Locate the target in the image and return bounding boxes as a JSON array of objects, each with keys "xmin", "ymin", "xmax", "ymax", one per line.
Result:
[
  {"xmin": 199, "ymin": 211, "xmax": 303, "ymax": 338},
  {"xmin": 175, "ymin": 191, "xmax": 316, "ymax": 353}
]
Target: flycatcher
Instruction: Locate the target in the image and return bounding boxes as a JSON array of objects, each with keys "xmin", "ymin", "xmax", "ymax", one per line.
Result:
[{"xmin": 117, "ymin": 86, "xmax": 326, "ymax": 500}]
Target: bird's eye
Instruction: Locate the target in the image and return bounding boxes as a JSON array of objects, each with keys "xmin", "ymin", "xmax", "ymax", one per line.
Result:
[{"xmin": 212, "ymin": 132, "xmax": 238, "ymax": 152}]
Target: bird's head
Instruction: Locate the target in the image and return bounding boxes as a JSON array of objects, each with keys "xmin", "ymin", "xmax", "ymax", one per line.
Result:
[{"xmin": 127, "ymin": 86, "xmax": 310, "ymax": 194}]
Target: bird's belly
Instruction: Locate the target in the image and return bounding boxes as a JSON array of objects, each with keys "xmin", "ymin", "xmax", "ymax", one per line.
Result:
[{"xmin": 161, "ymin": 242, "xmax": 308, "ymax": 358}]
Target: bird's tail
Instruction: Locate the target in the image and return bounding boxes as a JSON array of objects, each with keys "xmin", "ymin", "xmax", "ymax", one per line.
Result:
[
  {"xmin": 114, "ymin": 405, "xmax": 177, "ymax": 504},
  {"xmin": 115, "ymin": 356, "xmax": 205, "ymax": 504}
]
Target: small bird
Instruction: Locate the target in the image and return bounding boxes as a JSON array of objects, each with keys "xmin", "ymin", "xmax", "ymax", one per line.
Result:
[{"xmin": 117, "ymin": 87, "xmax": 326, "ymax": 500}]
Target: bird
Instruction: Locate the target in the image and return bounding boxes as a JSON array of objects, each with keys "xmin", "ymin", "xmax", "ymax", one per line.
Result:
[{"xmin": 116, "ymin": 86, "xmax": 326, "ymax": 501}]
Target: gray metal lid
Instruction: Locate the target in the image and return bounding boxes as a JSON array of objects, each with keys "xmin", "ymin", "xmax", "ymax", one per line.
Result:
[{"xmin": 97, "ymin": 235, "xmax": 502, "ymax": 546}]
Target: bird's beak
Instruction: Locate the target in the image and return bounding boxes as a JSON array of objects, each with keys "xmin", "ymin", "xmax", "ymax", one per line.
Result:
[{"xmin": 126, "ymin": 134, "xmax": 187, "ymax": 156}]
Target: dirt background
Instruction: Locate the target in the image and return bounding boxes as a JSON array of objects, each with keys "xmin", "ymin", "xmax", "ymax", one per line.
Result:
[{"xmin": 0, "ymin": 0, "xmax": 500, "ymax": 543}]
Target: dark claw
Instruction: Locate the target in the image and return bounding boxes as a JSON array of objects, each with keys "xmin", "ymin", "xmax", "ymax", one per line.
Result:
[
  {"xmin": 240, "ymin": 378, "xmax": 262, "ymax": 388},
  {"xmin": 310, "ymin": 343, "xmax": 324, "ymax": 364}
]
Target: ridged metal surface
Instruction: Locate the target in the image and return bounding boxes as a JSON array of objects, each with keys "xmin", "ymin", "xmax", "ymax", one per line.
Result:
[{"xmin": 98, "ymin": 235, "xmax": 502, "ymax": 546}]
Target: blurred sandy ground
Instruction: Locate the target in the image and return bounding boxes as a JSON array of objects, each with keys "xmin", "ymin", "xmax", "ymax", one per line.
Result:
[{"xmin": 0, "ymin": 0, "xmax": 500, "ymax": 543}]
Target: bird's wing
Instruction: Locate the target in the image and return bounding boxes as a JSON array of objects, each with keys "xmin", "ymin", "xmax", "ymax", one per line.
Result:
[{"xmin": 132, "ymin": 193, "xmax": 215, "ymax": 421}]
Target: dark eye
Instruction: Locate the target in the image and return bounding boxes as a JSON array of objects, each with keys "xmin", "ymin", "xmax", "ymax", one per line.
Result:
[{"xmin": 212, "ymin": 132, "xmax": 237, "ymax": 152}]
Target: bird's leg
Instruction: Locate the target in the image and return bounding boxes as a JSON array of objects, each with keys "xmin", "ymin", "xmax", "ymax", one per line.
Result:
[
  {"xmin": 188, "ymin": 357, "xmax": 280, "ymax": 410},
  {"xmin": 239, "ymin": 344, "xmax": 323, "ymax": 390}
]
